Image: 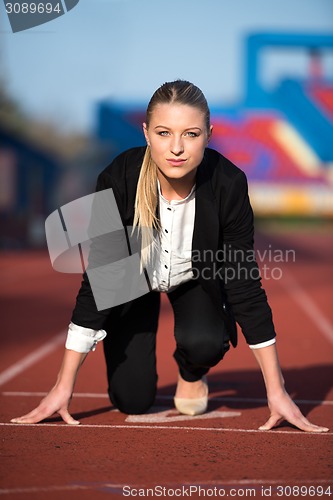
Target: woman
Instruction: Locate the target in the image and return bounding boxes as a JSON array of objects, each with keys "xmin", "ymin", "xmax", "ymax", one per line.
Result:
[{"xmin": 11, "ymin": 80, "xmax": 328, "ymax": 432}]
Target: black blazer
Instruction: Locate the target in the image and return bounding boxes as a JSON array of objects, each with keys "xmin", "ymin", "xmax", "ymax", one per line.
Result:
[{"xmin": 72, "ymin": 147, "xmax": 276, "ymax": 347}]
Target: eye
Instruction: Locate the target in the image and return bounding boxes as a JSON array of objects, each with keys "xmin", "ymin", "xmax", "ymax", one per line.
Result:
[
  {"xmin": 157, "ymin": 131, "xmax": 170, "ymax": 136},
  {"xmin": 185, "ymin": 131, "xmax": 199, "ymax": 137}
]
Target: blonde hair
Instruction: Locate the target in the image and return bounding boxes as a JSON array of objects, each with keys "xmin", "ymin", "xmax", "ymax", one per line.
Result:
[
  {"xmin": 133, "ymin": 80, "xmax": 210, "ymax": 267},
  {"xmin": 132, "ymin": 145, "xmax": 159, "ymax": 267}
]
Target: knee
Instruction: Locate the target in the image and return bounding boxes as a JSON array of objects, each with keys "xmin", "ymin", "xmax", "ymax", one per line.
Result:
[
  {"xmin": 181, "ymin": 336, "xmax": 225, "ymax": 367},
  {"xmin": 109, "ymin": 387, "xmax": 156, "ymax": 415}
]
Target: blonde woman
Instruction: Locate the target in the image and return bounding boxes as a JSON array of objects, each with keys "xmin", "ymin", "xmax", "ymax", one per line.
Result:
[{"xmin": 11, "ymin": 80, "xmax": 328, "ymax": 432}]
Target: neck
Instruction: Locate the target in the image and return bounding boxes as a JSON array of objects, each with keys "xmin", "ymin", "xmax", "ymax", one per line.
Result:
[{"xmin": 157, "ymin": 170, "xmax": 196, "ymax": 201}]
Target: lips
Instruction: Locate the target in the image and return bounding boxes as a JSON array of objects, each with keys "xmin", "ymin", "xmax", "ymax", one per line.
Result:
[{"xmin": 166, "ymin": 159, "xmax": 187, "ymax": 166}]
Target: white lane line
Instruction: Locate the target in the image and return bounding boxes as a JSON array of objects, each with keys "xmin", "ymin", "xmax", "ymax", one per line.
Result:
[
  {"xmin": 0, "ymin": 479, "xmax": 331, "ymax": 495},
  {"xmin": 2, "ymin": 391, "xmax": 112, "ymax": 398},
  {"xmin": 0, "ymin": 332, "xmax": 66, "ymax": 386},
  {"xmin": 0, "ymin": 422, "xmax": 331, "ymax": 435},
  {"xmin": 282, "ymin": 272, "xmax": 333, "ymax": 345},
  {"xmin": 0, "ymin": 485, "xmax": 91, "ymax": 495},
  {"xmin": 2, "ymin": 391, "xmax": 333, "ymax": 406}
]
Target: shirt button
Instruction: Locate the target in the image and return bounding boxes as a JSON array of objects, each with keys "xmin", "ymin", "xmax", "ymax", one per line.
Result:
[
  {"xmin": 164, "ymin": 265, "xmax": 168, "ymax": 269},
  {"xmin": 167, "ymin": 207, "xmax": 172, "ymax": 211},
  {"xmin": 165, "ymin": 249, "xmax": 168, "ymax": 253},
  {"xmin": 165, "ymin": 229, "xmax": 168, "ymax": 233}
]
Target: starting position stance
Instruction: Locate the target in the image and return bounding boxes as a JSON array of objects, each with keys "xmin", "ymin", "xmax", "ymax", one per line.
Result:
[{"xmin": 12, "ymin": 80, "xmax": 329, "ymax": 432}]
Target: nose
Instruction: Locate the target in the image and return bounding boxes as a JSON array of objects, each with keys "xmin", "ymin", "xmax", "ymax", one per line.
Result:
[{"xmin": 170, "ymin": 136, "xmax": 184, "ymax": 156}]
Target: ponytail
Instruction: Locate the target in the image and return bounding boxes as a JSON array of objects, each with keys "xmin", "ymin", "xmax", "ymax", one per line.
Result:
[{"xmin": 132, "ymin": 146, "xmax": 160, "ymax": 267}]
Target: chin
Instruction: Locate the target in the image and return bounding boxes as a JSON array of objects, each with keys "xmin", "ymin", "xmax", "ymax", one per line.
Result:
[{"xmin": 164, "ymin": 165, "xmax": 196, "ymax": 177}]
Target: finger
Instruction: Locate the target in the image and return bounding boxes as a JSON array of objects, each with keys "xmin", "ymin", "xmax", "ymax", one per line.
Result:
[
  {"xmin": 286, "ymin": 414, "xmax": 329, "ymax": 433},
  {"xmin": 11, "ymin": 414, "xmax": 46, "ymax": 424},
  {"xmin": 58, "ymin": 409, "xmax": 80, "ymax": 426},
  {"xmin": 259, "ymin": 413, "xmax": 329, "ymax": 433},
  {"xmin": 297, "ymin": 423, "xmax": 329, "ymax": 433},
  {"xmin": 10, "ymin": 401, "xmax": 67, "ymax": 424},
  {"xmin": 11, "ymin": 411, "xmax": 79, "ymax": 425},
  {"xmin": 10, "ymin": 406, "xmax": 52, "ymax": 424},
  {"xmin": 258, "ymin": 414, "xmax": 283, "ymax": 431}
]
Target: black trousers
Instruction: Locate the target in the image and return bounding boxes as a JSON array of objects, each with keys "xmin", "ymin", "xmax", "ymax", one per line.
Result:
[{"xmin": 103, "ymin": 279, "xmax": 227, "ymax": 414}]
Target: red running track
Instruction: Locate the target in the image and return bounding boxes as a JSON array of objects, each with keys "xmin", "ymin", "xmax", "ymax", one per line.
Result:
[{"xmin": 0, "ymin": 225, "xmax": 332, "ymax": 499}]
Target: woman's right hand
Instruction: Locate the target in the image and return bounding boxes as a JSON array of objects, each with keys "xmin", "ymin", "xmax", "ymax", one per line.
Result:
[
  {"xmin": 10, "ymin": 348, "xmax": 88, "ymax": 425},
  {"xmin": 11, "ymin": 384, "xmax": 80, "ymax": 425}
]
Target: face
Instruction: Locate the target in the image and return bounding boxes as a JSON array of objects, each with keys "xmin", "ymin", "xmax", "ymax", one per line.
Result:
[{"xmin": 143, "ymin": 103, "xmax": 212, "ymax": 185}]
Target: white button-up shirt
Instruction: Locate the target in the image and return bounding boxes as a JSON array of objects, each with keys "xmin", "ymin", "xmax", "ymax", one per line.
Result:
[{"xmin": 151, "ymin": 183, "xmax": 195, "ymax": 292}]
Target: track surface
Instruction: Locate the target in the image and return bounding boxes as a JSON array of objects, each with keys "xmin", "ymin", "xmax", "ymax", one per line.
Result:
[{"xmin": 1, "ymin": 225, "xmax": 332, "ymax": 499}]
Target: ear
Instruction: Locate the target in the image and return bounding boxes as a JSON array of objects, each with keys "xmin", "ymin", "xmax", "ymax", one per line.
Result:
[
  {"xmin": 143, "ymin": 123, "xmax": 149, "ymax": 144},
  {"xmin": 207, "ymin": 125, "xmax": 213, "ymax": 144}
]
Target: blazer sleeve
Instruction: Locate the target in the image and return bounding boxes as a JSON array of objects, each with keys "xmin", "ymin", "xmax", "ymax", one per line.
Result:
[
  {"xmin": 71, "ymin": 169, "xmax": 120, "ymax": 330},
  {"xmin": 220, "ymin": 170, "xmax": 276, "ymax": 345}
]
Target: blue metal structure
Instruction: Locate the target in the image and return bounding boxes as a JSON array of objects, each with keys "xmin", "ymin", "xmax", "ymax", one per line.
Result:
[{"xmin": 245, "ymin": 32, "xmax": 333, "ymax": 106}]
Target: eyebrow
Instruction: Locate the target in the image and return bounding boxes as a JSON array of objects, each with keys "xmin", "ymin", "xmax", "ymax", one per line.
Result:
[{"xmin": 154, "ymin": 125, "xmax": 202, "ymax": 131}]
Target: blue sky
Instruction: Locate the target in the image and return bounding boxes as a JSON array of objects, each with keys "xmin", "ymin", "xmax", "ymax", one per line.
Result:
[{"xmin": 1, "ymin": 0, "xmax": 332, "ymax": 132}]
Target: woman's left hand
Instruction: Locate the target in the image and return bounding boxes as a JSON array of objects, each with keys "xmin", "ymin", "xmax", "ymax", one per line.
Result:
[{"xmin": 259, "ymin": 390, "xmax": 329, "ymax": 432}]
